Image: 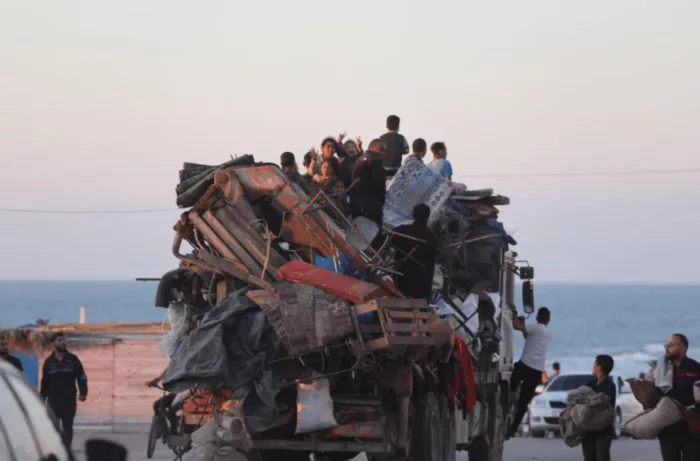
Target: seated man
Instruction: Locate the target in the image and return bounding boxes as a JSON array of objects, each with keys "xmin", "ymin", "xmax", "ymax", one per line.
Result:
[{"xmin": 146, "ymin": 368, "xmax": 180, "ymax": 435}]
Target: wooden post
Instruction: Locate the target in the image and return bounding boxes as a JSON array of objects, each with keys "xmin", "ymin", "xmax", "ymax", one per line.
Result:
[{"xmin": 79, "ymin": 307, "xmax": 86, "ymax": 324}]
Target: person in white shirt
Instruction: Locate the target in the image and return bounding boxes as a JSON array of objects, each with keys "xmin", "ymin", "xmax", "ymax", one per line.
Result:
[{"xmin": 506, "ymin": 307, "xmax": 552, "ymax": 439}]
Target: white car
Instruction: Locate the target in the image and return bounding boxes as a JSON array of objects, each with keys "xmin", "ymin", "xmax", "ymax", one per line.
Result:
[
  {"xmin": 0, "ymin": 357, "xmax": 128, "ymax": 461},
  {"xmin": 524, "ymin": 373, "xmax": 643, "ymax": 438}
]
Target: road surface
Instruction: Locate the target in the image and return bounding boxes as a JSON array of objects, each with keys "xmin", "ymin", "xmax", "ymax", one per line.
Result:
[{"xmin": 73, "ymin": 431, "xmax": 662, "ymax": 461}]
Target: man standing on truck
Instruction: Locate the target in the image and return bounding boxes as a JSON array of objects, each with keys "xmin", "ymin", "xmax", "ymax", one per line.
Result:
[
  {"xmin": 380, "ymin": 114, "xmax": 409, "ymax": 170},
  {"xmin": 657, "ymin": 333, "xmax": 700, "ymax": 461},
  {"xmin": 40, "ymin": 332, "xmax": 88, "ymax": 450},
  {"xmin": 391, "ymin": 203, "xmax": 437, "ymax": 300},
  {"xmin": 506, "ymin": 307, "xmax": 552, "ymax": 439}
]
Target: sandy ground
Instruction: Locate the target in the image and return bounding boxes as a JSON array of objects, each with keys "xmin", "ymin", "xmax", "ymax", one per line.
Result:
[{"xmin": 73, "ymin": 431, "xmax": 662, "ymax": 461}]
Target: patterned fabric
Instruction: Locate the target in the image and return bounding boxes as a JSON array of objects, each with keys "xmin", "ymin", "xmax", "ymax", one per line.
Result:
[{"xmin": 383, "ymin": 155, "xmax": 452, "ymax": 228}]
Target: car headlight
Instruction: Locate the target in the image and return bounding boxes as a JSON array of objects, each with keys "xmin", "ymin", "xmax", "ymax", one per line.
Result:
[{"xmin": 534, "ymin": 400, "xmax": 549, "ymax": 409}]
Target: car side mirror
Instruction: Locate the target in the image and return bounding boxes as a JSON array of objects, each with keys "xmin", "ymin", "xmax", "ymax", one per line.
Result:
[
  {"xmin": 522, "ymin": 281, "xmax": 535, "ymax": 314},
  {"xmin": 85, "ymin": 439, "xmax": 127, "ymax": 461}
]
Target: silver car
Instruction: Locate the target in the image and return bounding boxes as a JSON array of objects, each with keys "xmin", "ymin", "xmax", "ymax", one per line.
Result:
[{"xmin": 0, "ymin": 357, "xmax": 126, "ymax": 461}]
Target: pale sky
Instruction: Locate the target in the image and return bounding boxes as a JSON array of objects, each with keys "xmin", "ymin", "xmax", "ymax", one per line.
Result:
[{"xmin": 1, "ymin": 1, "xmax": 698, "ymax": 283}]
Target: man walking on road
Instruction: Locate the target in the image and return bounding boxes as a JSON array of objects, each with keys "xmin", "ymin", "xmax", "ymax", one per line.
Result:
[
  {"xmin": 657, "ymin": 333, "xmax": 700, "ymax": 461},
  {"xmin": 40, "ymin": 332, "xmax": 88, "ymax": 450},
  {"xmin": 0, "ymin": 336, "xmax": 23, "ymax": 372},
  {"xmin": 506, "ymin": 307, "xmax": 552, "ymax": 439}
]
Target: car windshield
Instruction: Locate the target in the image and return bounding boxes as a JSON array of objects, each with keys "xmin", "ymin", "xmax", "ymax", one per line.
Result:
[{"xmin": 546, "ymin": 374, "xmax": 593, "ymax": 392}]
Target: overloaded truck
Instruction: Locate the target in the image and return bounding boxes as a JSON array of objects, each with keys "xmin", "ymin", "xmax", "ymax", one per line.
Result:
[{"xmin": 154, "ymin": 155, "xmax": 536, "ymax": 461}]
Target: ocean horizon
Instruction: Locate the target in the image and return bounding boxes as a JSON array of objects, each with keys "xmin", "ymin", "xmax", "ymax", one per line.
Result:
[{"xmin": 1, "ymin": 280, "xmax": 698, "ymax": 379}]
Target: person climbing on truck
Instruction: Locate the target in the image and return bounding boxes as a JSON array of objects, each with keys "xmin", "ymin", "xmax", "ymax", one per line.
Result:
[{"xmin": 506, "ymin": 306, "xmax": 552, "ymax": 439}]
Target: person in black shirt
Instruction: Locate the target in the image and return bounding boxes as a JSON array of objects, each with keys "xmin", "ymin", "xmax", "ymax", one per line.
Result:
[
  {"xmin": 280, "ymin": 151, "xmax": 308, "ymax": 191},
  {"xmin": 0, "ymin": 336, "xmax": 23, "ymax": 372},
  {"xmin": 380, "ymin": 114, "xmax": 409, "ymax": 169},
  {"xmin": 582, "ymin": 354, "xmax": 616, "ymax": 461},
  {"xmin": 348, "ymin": 139, "xmax": 387, "ymax": 225},
  {"xmin": 391, "ymin": 204, "xmax": 437, "ymax": 300},
  {"xmin": 658, "ymin": 333, "xmax": 700, "ymax": 461},
  {"xmin": 40, "ymin": 332, "xmax": 88, "ymax": 450}
]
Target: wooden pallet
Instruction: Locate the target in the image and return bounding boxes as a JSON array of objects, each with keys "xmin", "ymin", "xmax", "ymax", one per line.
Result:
[{"xmin": 354, "ymin": 298, "xmax": 446, "ymax": 358}]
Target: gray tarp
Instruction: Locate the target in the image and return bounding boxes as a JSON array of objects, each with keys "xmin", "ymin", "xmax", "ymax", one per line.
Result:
[{"xmin": 163, "ymin": 291, "xmax": 289, "ymax": 433}]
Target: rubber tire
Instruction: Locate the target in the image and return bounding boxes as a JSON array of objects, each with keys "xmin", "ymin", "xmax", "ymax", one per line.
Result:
[
  {"xmin": 146, "ymin": 416, "xmax": 159, "ymax": 459},
  {"xmin": 467, "ymin": 387, "xmax": 505, "ymax": 461},
  {"xmin": 246, "ymin": 450, "xmax": 311, "ymax": 461},
  {"xmin": 411, "ymin": 391, "xmax": 444, "ymax": 461},
  {"xmin": 314, "ymin": 453, "xmax": 360, "ymax": 461},
  {"xmin": 439, "ymin": 393, "xmax": 456, "ymax": 461}
]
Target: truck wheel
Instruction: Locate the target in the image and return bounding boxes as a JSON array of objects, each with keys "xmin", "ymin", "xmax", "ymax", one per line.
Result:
[
  {"xmin": 467, "ymin": 388, "xmax": 505, "ymax": 461},
  {"xmin": 411, "ymin": 391, "xmax": 444, "ymax": 461},
  {"xmin": 314, "ymin": 453, "xmax": 360, "ymax": 461},
  {"xmin": 246, "ymin": 450, "xmax": 311, "ymax": 461},
  {"xmin": 439, "ymin": 394, "xmax": 456, "ymax": 461}
]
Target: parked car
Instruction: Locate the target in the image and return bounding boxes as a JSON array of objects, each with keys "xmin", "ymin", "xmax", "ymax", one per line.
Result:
[
  {"xmin": 523, "ymin": 372, "xmax": 643, "ymax": 438},
  {"xmin": 0, "ymin": 357, "xmax": 127, "ymax": 461}
]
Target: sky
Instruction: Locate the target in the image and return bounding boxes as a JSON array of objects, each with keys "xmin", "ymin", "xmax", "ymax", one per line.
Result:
[{"xmin": 0, "ymin": 1, "xmax": 698, "ymax": 283}]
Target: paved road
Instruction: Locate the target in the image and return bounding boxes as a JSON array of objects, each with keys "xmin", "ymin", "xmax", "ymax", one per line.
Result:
[{"xmin": 73, "ymin": 432, "xmax": 661, "ymax": 461}]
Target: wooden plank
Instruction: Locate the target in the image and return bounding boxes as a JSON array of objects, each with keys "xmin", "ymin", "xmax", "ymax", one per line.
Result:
[{"xmin": 385, "ymin": 311, "xmax": 435, "ymax": 320}]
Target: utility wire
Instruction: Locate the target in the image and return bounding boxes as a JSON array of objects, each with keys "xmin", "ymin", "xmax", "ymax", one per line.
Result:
[
  {"xmin": 1, "ymin": 167, "xmax": 698, "ymax": 215},
  {"xmin": 0, "ymin": 207, "xmax": 177, "ymax": 214},
  {"xmin": 458, "ymin": 167, "xmax": 700, "ymax": 179}
]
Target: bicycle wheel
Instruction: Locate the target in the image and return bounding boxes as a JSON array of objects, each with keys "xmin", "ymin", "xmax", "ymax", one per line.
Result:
[{"xmin": 146, "ymin": 416, "xmax": 159, "ymax": 459}]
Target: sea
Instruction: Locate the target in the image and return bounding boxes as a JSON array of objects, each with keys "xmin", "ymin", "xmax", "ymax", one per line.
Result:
[{"xmin": 1, "ymin": 281, "xmax": 698, "ymax": 379}]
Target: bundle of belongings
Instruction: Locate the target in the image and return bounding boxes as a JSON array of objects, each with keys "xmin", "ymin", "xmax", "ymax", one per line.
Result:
[
  {"xmin": 559, "ymin": 386, "xmax": 615, "ymax": 447},
  {"xmin": 621, "ymin": 356, "xmax": 700, "ymax": 439}
]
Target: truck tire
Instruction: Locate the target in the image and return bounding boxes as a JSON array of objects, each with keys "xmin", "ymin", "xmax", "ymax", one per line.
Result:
[
  {"xmin": 314, "ymin": 453, "xmax": 360, "ymax": 461},
  {"xmin": 439, "ymin": 393, "xmax": 456, "ymax": 461},
  {"xmin": 411, "ymin": 391, "xmax": 444, "ymax": 461},
  {"xmin": 246, "ymin": 450, "xmax": 311, "ymax": 461},
  {"xmin": 467, "ymin": 388, "xmax": 505, "ymax": 461}
]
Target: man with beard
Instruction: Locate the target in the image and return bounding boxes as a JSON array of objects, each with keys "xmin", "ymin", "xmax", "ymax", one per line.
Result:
[
  {"xmin": 658, "ymin": 333, "xmax": 700, "ymax": 461},
  {"xmin": 40, "ymin": 332, "xmax": 88, "ymax": 450},
  {"xmin": 0, "ymin": 336, "xmax": 23, "ymax": 372}
]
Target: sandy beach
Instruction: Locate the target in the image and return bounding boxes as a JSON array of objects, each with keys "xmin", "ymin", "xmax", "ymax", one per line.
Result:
[{"xmin": 73, "ymin": 431, "xmax": 661, "ymax": 461}]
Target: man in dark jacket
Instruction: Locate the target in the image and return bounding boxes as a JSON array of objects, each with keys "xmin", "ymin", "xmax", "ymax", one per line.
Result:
[
  {"xmin": 658, "ymin": 333, "xmax": 700, "ymax": 461},
  {"xmin": 380, "ymin": 114, "xmax": 409, "ymax": 169},
  {"xmin": 391, "ymin": 204, "xmax": 437, "ymax": 300},
  {"xmin": 0, "ymin": 336, "xmax": 23, "ymax": 372},
  {"xmin": 40, "ymin": 332, "xmax": 88, "ymax": 449},
  {"xmin": 348, "ymin": 139, "xmax": 387, "ymax": 225},
  {"xmin": 582, "ymin": 354, "xmax": 616, "ymax": 461}
]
